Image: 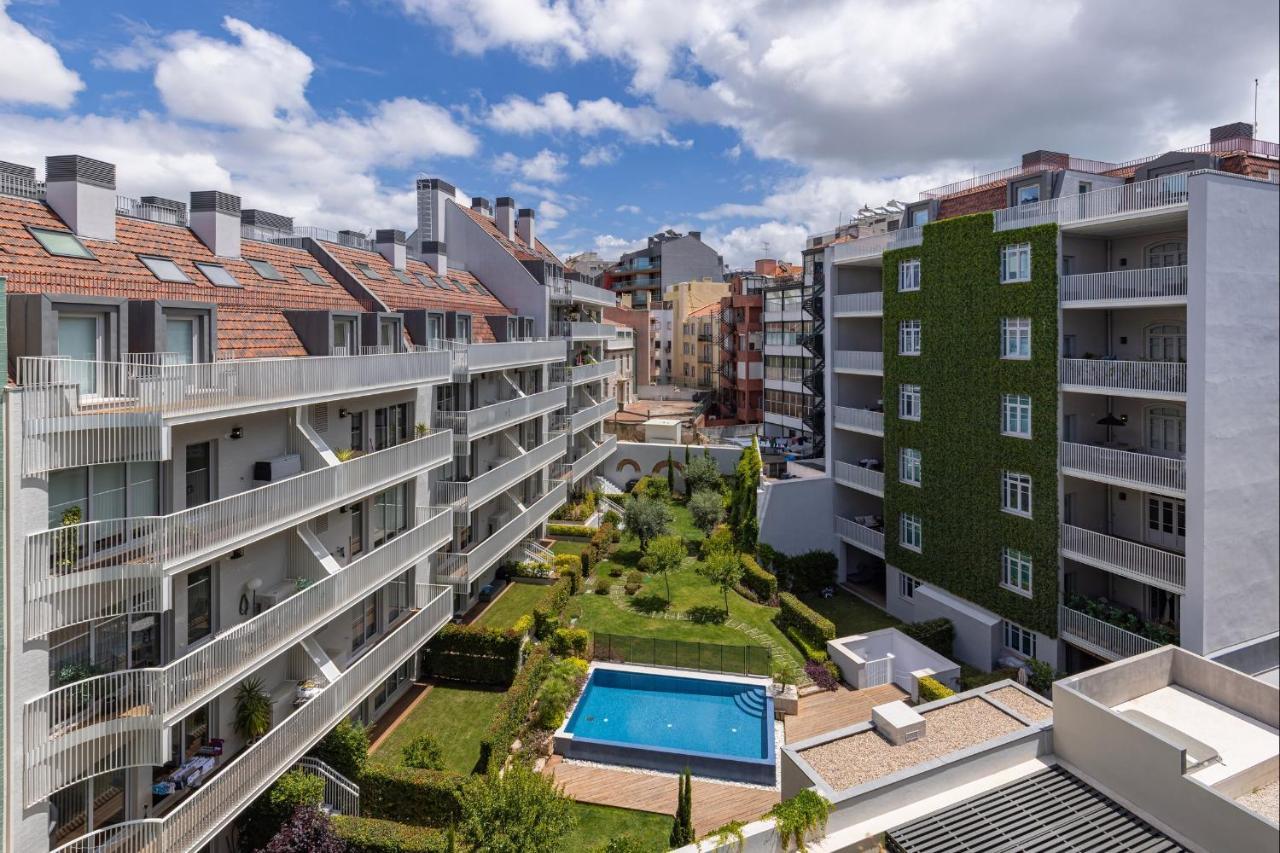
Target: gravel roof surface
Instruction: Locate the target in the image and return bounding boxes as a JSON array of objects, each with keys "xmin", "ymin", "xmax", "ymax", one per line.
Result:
[
  {"xmin": 988, "ymin": 686, "xmax": 1052, "ymax": 721},
  {"xmin": 1236, "ymin": 778, "xmax": 1278, "ymax": 823},
  {"xmin": 800, "ymin": 698, "xmax": 1024, "ymax": 791}
]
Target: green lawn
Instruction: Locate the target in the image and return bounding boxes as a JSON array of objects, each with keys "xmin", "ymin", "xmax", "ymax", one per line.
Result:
[
  {"xmin": 566, "ymin": 802, "xmax": 672, "ymax": 852},
  {"xmin": 473, "ymin": 580, "xmax": 547, "ymax": 631},
  {"xmin": 369, "ymin": 685, "xmax": 504, "ymax": 774},
  {"xmin": 551, "ymin": 539, "xmax": 589, "ymax": 556},
  {"xmin": 797, "ymin": 591, "xmax": 900, "ymax": 637}
]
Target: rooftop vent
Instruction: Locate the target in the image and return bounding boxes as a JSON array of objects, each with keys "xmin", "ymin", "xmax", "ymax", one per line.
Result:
[
  {"xmin": 872, "ymin": 700, "xmax": 926, "ymax": 746},
  {"xmin": 1210, "ymin": 121, "xmax": 1255, "ymax": 143},
  {"xmin": 192, "ymin": 190, "xmax": 242, "ymax": 257},
  {"xmin": 46, "ymin": 155, "xmax": 117, "ymax": 240},
  {"xmin": 241, "ymin": 208, "xmax": 294, "ymax": 235},
  {"xmin": 376, "ymin": 229, "xmax": 406, "ymax": 270},
  {"xmin": 471, "ymin": 196, "xmax": 492, "ymax": 215}
]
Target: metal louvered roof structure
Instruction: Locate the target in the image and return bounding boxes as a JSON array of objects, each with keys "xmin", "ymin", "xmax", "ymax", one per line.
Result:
[{"xmin": 885, "ymin": 765, "xmax": 1187, "ymax": 853}]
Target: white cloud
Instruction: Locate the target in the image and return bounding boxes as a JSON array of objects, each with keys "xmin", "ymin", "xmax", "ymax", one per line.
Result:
[
  {"xmin": 494, "ymin": 148, "xmax": 569, "ymax": 183},
  {"xmin": 398, "ymin": 0, "xmax": 585, "ymax": 65},
  {"xmin": 0, "ymin": 0, "xmax": 84, "ymax": 108},
  {"xmin": 615, "ymin": 204, "xmax": 642, "ymax": 214},
  {"xmin": 487, "ymin": 91, "xmax": 680, "ymax": 144},
  {"xmin": 723, "ymin": 144, "xmax": 741, "ymax": 161},
  {"xmin": 580, "ymin": 144, "xmax": 619, "ymax": 166}
]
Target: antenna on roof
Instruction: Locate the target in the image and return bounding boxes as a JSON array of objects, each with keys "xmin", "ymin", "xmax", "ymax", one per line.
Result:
[
  {"xmin": 1255, "ymin": 77, "xmax": 1260, "ymax": 136},
  {"xmin": 762, "ymin": 240, "xmax": 771, "ymax": 257}
]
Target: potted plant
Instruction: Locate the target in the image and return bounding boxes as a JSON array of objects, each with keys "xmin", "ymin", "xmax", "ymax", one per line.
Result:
[
  {"xmin": 415, "ymin": 422, "xmax": 430, "ymax": 437},
  {"xmin": 771, "ymin": 663, "xmax": 800, "ymax": 715},
  {"xmin": 234, "ymin": 678, "xmax": 273, "ymax": 743}
]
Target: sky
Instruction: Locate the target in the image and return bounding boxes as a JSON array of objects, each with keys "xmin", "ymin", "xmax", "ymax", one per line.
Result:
[{"xmin": 1, "ymin": 0, "xmax": 1277, "ymax": 268}]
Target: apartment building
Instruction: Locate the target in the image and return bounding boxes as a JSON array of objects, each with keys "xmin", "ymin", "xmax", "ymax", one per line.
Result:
[
  {"xmin": 604, "ymin": 305, "xmax": 650, "ymax": 387},
  {"xmin": 675, "ymin": 303, "xmax": 719, "ymax": 390},
  {"xmin": 819, "ymin": 123, "xmax": 1279, "ymax": 679},
  {"xmin": 602, "ymin": 229, "xmax": 724, "ymax": 308},
  {"xmin": 761, "ymin": 260, "xmax": 817, "ymax": 451},
  {"xmin": 563, "ymin": 250, "xmax": 612, "ymax": 283},
  {"xmin": 714, "ymin": 263, "xmax": 767, "ymax": 424}
]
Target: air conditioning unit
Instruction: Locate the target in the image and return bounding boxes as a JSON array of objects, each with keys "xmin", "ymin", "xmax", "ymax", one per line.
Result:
[
  {"xmin": 253, "ymin": 453, "xmax": 302, "ymax": 482},
  {"xmin": 872, "ymin": 700, "xmax": 926, "ymax": 745}
]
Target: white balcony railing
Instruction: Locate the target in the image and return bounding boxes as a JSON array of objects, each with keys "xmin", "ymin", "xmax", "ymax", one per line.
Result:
[
  {"xmin": 833, "ymin": 461, "xmax": 885, "ymax": 496},
  {"xmin": 18, "ymin": 349, "xmax": 451, "ymax": 474},
  {"xmin": 1060, "ymin": 265, "xmax": 1188, "ymax": 306},
  {"xmin": 995, "ymin": 173, "xmax": 1190, "ymax": 231},
  {"xmin": 432, "ymin": 387, "xmax": 566, "ymax": 444},
  {"xmin": 1059, "ymin": 605, "xmax": 1162, "ymax": 662},
  {"xmin": 24, "ymin": 432, "xmax": 452, "ymax": 639},
  {"xmin": 832, "ymin": 224, "xmax": 925, "ymax": 264},
  {"xmin": 1059, "ymin": 359, "xmax": 1186, "ymax": 398},
  {"xmin": 432, "ymin": 480, "xmax": 568, "ymax": 584},
  {"xmin": 23, "ymin": 510, "xmax": 451, "ymax": 805},
  {"xmin": 835, "ymin": 516, "xmax": 885, "ymax": 558},
  {"xmin": 447, "ymin": 339, "xmax": 566, "ymax": 375},
  {"xmin": 1060, "ymin": 524, "xmax": 1186, "ymax": 593},
  {"xmin": 571, "ymin": 435, "xmax": 618, "ymax": 482},
  {"xmin": 48, "ymin": 585, "xmax": 452, "ymax": 853},
  {"xmin": 606, "ymin": 329, "xmax": 634, "ymax": 351},
  {"xmin": 434, "ymin": 433, "xmax": 568, "ymax": 513},
  {"xmin": 832, "ymin": 350, "xmax": 884, "ymax": 374},
  {"xmin": 1060, "ymin": 442, "xmax": 1185, "ymax": 495},
  {"xmin": 571, "ymin": 398, "xmax": 618, "ymax": 432},
  {"xmin": 551, "ymin": 359, "xmax": 618, "ymax": 386},
  {"xmin": 832, "ymin": 406, "xmax": 884, "ymax": 436},
  {"xmin": 549, "ymin": 277, "xmax": 617, "ymax": 307},
  {"xmin": 833, "ymin": 292, "xmax": 883, "ymax": 315},
  {"xmin": 556, "ymin": 321, "xmax": 616, "ymax": 340}
]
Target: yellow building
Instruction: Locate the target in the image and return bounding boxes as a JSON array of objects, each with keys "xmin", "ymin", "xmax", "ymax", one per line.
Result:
[{"xmin": 668, "ymin": 278, "xmax": 728, "ymax": 388}]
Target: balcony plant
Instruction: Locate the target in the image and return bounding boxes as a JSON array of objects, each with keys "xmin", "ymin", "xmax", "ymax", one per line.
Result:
[
  {"xmin": 334, "ymin": 447, "xmax": 363, "ymax": 462},
  {"xmin": 54, "ymin": 505, "xmax": 83, "ymax": 571},
  {"xmin": 415, "ymin": 422, "xmax": 430, "ymax": 437},
  {"xmin": 768, "ymin": 789, "xmax": 833, "ymax": 853},
  {"xmin": 233, "ymin": 677, "xmax": 273, "ymax": 743}
]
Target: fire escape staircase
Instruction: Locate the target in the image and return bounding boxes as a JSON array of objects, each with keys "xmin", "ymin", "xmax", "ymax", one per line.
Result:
[{"xmin": 800, "ymin": 269, "xmax": 826, "ymax": 455}]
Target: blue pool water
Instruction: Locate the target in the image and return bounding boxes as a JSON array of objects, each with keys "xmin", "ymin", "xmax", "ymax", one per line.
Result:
[{"xmin": 564, "ymin": 668, "xmax": 772, "ymax": 760}]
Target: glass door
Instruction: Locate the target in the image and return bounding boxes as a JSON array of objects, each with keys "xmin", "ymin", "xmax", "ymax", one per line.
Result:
[
  {"xmin": 165, "ymin": 316, "xmax": 198, "ymax": 364},
  {"xmin": 1145, "ymin": 495, "xmax": 1186, "ymax": 551},
  {"xmin": 1147, "ymin": 406, "xmax": 1186, "ymax": 456},
  {"xmin": 333, "ymin": 318, "xmax": 355, "ymax": 355},
  {"xmin": 185, "ymin": 442, "xmax": 212, "ymax": 508},
  {"xmin": 57, "ymin": 313, "xmax": 104, "ymax": 395}
]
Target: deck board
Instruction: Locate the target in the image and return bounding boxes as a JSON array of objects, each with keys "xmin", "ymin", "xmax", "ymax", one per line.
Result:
[{"xmin": 784, "ymin": 682, "xmax": 908, "ymax": 744}]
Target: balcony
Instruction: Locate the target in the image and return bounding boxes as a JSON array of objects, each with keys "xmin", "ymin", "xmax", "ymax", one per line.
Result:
[
  {"xmin": 23, "ymin": 432, "xmax": 453, "ymax": 640},
  {"xmin": 571, "ymin": 397, "xmax": 618, "ymax": 432},
  {"xmin": 556, "ymin": 321, "xmax": 616, "ymax": 340},
  {"xmin": 833, "ymin": 292, "xmax": 884, "ymax": 316},
  {"xmin": 47, "ymin": 585, "xmax": 452, "ymax": 853},
  {"xmin": 606, "ymin": 329, "xmax": 634, "ymax": 351},
  {"xmin": 551, "ymin": 359, "xmax": 618, "ymax": 386},
  {"xmin": 1061, "ymin": 524, "xmax": 1186, "ymax": 593},
  {"xmin": 835, "ymin": 516, "xmax": 885, "ymax": 558},
  {"xmin": 1060, "ymin": 358, "xmax": 1186, "ymax": 400},
  {"xmin": 434, "ymin": 433, "xmax": 568, "ymax": 513},
  {"xmin": 832, "ymin": 406, "xmax": 884, "ymax": 436},
  {"xmin": 432, "ymin": 387, "xmax": 566, "ymax": 446},
  {"xmin": 432, "ymin": 480, "xmax": 569, "ymax": 583},
  {"xmin": 22, "ymin": 510, "xmax": 451, "ymax": 805},
  {"xmin": 995, "ymin": 173, "xmax": 1190, "ymax": 232},
  {"xmin": 1059, "ymin": 604, "xmax": 1163, "ymax": 662},
  {"xmin": 571, "ymin": 435, "xmax": 619, "ymax": 483},
  {"xmin": 832, "ymin": 350, "xmax": 884, "ymax": 375},
  {"xmin": 833, "ymin": 461, "xmax": 884, "ymax": 497},
  {"xmin": 1060, "ymin": 265, "xmax": 1188, "ymax": 308},
  {"xmin": 18, "ymin": 350, "xmax": 452, "ymax": 475},
  {"xmin": 1060, "ymin": 441, "xmax": 1185, "ymax": 496},
  {"xmin": 548, "ymin": 277, "xmax": 617, "ymax": 307},
  {"xmin": 446, "ymin": 339, "xmax": 565, "ymax": 376},
  {"xmin": 831, "ymin": 225, "xmax": 924, "ymax": 265}
]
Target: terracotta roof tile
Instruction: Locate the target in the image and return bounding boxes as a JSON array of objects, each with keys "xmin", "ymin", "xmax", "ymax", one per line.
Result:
[{"xmin": 458, "ymin": 204, "xmax": 563, "ymax": 266}]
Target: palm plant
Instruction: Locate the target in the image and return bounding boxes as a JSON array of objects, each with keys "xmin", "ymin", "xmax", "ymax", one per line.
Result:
[{"xmin": 234, "ymin": 678, "xmax": 273, "ymax": 743}]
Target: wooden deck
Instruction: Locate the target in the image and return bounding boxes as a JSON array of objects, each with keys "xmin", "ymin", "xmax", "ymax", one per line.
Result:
[
  {"xmin": 545, "ymin": 757, "xmax": 780, "ymax": 836},
  {"xmin": 784, "ymin": 682, "xmax": 908, "ymax": 744}
]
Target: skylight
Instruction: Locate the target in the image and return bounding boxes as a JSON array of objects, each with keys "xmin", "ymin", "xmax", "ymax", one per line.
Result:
[
  {"xmin": 139, "ymin": 255, "xmax": 192, "ymax": 283},
  {"xmin": 356, "ymin": 263, "xmax": 383, "ymax": 280},
  {"xmin": 393, "ymin": 269, "xmax": 415, "ymax": 285},
  {"xmin": 29, "ymin": 227, "xmax": 95, "ymax": 259},
  {"xmin": 196, "ymin": 262, "xmax": 240, "ymax": 288},
  {"xmin": 296, "ymin": 266, "xmax": 326, "ymax": 285},
  {"xmin": 415, "ymin": 272, "xmax": 436, "ymax": 288},
  {"xmin": 246, "ymin": 259, "xmax": 285, "ymax": 280}
]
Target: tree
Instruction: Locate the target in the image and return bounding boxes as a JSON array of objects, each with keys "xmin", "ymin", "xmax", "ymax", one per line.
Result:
[
  {"xmin": 683, "ymin": 444, "xmax": 693, "ymax": 497},
  {"xmin": 699, "ymin": 551, "xmax": 744, "ymax": 616},
  {"xmin": 669, "ymin": 768, "xmax": 694, "ymax": 847},
  {"xmin": 624, "ymin": 495, "xmax": 673, "ymax": 550},
  {"xmin": 239, "ymin": 771, "xmax": 325, "ymax": 851},
  {"xmin": 645, "ymin": 535, "xmax": 687, "ymax": 604},
  {"xmin": 666, "ymin": 449, "xmax": 676, "ymax": 494},
  {"xmin": 688, "ymin": 489, "xmax": 726, "ymax": 536},
  {"xmin": 729, "ymin": 438, "xmax": 761, "ymax": 551},
  {"xmin": 309, "ymin": 718, "xmax": 369, "ymax": 780},
  {"xmin": 457, "ymin": 764, "xmax": 577, "ymax": 853},
  {"xmin": 683, "ymin": 453, "xmax": 723, "ymax": 496},
  {"xmin": 262, "ymin": 806, "xmax": 346, "ymax": 853},
  {"xmin": 402, "ymin": 733, "xmax": 446, "ymax": 771},
  {"xmin": 700, "ymin": 524, "xmax": 735, "ymax": 560}
]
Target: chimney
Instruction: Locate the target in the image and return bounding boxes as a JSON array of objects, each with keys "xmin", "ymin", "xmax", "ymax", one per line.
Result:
[
  {"xmin": 471, "ymin": 196, "xmax": 492, "ymax": 216},
  {"xmin": 754, "ymin": 258, "xmax": 779, "ymax": 276},
  {"xmin": 517, "ymin": 208, "xmax": 536, "ymax": 248},
  {"xmin": 495, "ymin": 197, "xmax": 516, "ymax": 240},
  {"xmin": 241, "ymin": 208, "xmax": 293, "ymax": 236},
  {"xmin": 45, "ymin": 155, "xmax": 116, "ymax": 240},
  {"xmin": 1210, "ymin": 121, "xmax": 1254, "ymax": 143},
  {"xmin": 1022, "ymin": 150, "xmax": 1069, "ymax": 170},
  {"xmin": 421, "ymin": 240, "xmax": 447, "ymax": 277},
  {"xmin": 376, "ymin": 229, "xmax": 407, "ymax": 270},
  {"xmin": 415, "ymin": 178, "xmax": 453, "ymax": 252},
  {"xmin": 689, "ymin": 231, "xmax": 702, "ymax": 241},
  {"xmin": 191, "ymin": 191, "xmax": 242, "ymax": 258}
]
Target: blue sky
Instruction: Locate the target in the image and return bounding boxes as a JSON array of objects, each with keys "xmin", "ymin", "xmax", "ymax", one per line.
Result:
[{"xmin": 2, "ymin": 0, "xmax": 1277, "ymax": 266}]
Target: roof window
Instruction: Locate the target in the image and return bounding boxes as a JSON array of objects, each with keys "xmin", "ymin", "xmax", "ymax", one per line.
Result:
[
  {"xmin": 140, "ymin": 255, "xmax": 192, "ymax": 283},
  {"xmin": 29, "ymin": 226, "xmax": 95, "ymax": 259},
  {"xmin": 246, "ymin": 258, "xmax": 285, "ymax": 280},
  {"xmin": 196, "ymin": 262, "xmax": 240, "ymax": 288}
]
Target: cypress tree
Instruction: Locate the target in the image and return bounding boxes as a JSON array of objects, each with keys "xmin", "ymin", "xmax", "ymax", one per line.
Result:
[
  {"xmin": 683, "ymin": 444, "xmax": 692, "ymax": 497},
  {"xmin": 670, "ymin": 768, "xmax": 695, "ymax": 846},
  {"xmin": 667, "ymin": 449, "xmax": 676, "ymax": 493}
]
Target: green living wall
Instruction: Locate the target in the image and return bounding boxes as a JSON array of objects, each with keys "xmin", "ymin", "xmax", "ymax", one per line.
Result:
[{"xmin": 882, "ymin": 213, "xmax": 1059, "ymax": 637}]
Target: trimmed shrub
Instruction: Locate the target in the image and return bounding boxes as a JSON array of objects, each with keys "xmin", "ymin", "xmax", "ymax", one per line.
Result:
[
  {"xmin": 423, "ymin": 624, "xmax": 523, "ymax": 686},
  {"xmin": 309, "ymin": 719, "xmax": 369, "ymax": 781},
  {"xmin": 511, "ymin": 613, "xmax": 534, "ymax": 637},
  {"xmin": 332, "ymin": 815, "xmax": 450, "ymax": 853},
  {"xmin": 1026, "ymin": 658, "xmax": 1056, "ymax": 695},
  {"xmin": 580, "ymin": 545, "xmax": 596, "ymax": 576},
  {"xmin": 739, "ymin": 554, "xmax": 777, "ymax": 602},
  {"xmin": 804, "ymin": 660, "xmax": 839, "ymax": 691},
  {"xmin": 901, "ymin": 618, "xmax": 955, "ymax": 658},
  {"xmin": 624, "ymin": 570, "xmax": 644, "ymax": 595},
  {"xmin": 602, "ymin": 509, "xmax": 622, "ymax": 529},
  {"xmin": 239, "ymin": 770, "xmax": 326, "ymax": 850},
  {"xmin": 776, "ymin": 592, "xmax": 836, "ymax": 648},
  {"xmin": 783, "ymin": 627, "xmax": 829, "ymax": 663},
  {"xmin": 549, "ymin": 627, "xmax": 589, "ymax": 657},
  {"xmin": 532, "ymin": 576, "xmax": 573, "ymax": 639},
  {"xmin": 402, "ymin": 733, "xmax": 445, "ymax": 771},
  {"xmin": 358, "ymin": 764, "xmax": 465, "ymax": 826},
  {"xmin": 634, "ymin": 475, "xmax": 671, "ymax": 502},
  {"xmin": 785, "ymin": 550, "xmax": 838, "ymax": 594},
  {"xmin": 917, "ymin": 676, "xmax": 955, "ymax": 703},
  {"xmin": 548, "ymin": 523, "xmax": 594, "ymax": 539},
  {"xmin": 477, "ymin": 647, "xmax": 553, "ymax": 773},
  {"xmin": 594, "ymin": 576, "xmax": 612, "ymax": 594}
]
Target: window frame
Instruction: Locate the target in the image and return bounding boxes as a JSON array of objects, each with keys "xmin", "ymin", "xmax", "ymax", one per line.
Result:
[
  {"xmin": 1002, "ymin": 620, "xmax": 1036, "ymax": 659},
  {"xmin": 1001, "ymin": 471, "xmax": 1033, "ymax": 518},
  {"xmin": 898, "ymin": 258, "xmax": 922, "ymax": 292},
  {"xmin": 1000, "ymin": 243, "xmax": 1032, "ymax": 283},
  {"xmin": 194, "ymin": 262, "xmax": 240, "ymax": 288},
  {"xmin": 1001, "ymin": 547, "xmax": 1034, "ymax": 597},
  {"xmin": 295, "ymin": 265, "xmax": 327, "ymax": 286},
  {"xmin": 1000, "ymin": 317, "xmax": 1032, "ymax": 360},
  {"xmin": 185, "ymin": 565, "xmax": 214, "ymax": 646},
  {"xmin": 1001, "ymin": 393, "xmax": 1032, "ymax": 438},
  {"xmin": 356, "ymin": 262, "xmax": 384, "ymax": 281},
  {"xmin": 28, "ymin": 225, "xmax": 97, "ymax": 260},
  {"xmin": 138, "ymin": 255, "xmax": 193, "ymax": 284},
  {"xmin": 899, "ymin": 319, "xmax": 922, "ymax": 356},
  {"xmin": 900, "ymin": 512, "xmax": 923, "ymax": 553},
  {"xmin": 898, "ymin": 571, "xmax": 921, "ymax": 600},
  {"xmin": 1016, "ymin": 185, "xmax": 1041, "ymax": 206},
  {"xmin": 246, "ymin": 258, "xmax": 285, "ymax": 281},
  {"xmin": 899, "ymin": 383, "xmax": 922, "ymax": 421},
  {"xmin": 900, "ymin": 448, "xmax": 922, "ymax": 486}
]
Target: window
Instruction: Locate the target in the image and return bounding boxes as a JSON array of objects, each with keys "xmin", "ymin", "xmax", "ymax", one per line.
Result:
[
  {"xmin": 186, "ymin": 566, "xmax": 212, "ymax": 645},
  {"xmin": 350, "ymin": 593, "xmax": 378, "ymax": 652},
  {"xmin": 1077, "ymin": 181, "xmax": 1092, "ymax": 194},
  {"xmin": 1000, "ymin": 243, "xmax": 1032, "ymax": 283},
  {"xmin": 48, "ymin": 461, "xmax": 158, "ymax": 526},
  {"xmin": 139, "ymin": 255, "xmax": 192, "ymax": 283},
  {"xmin": 372, "ymin": 482, "xmax": 409, "ymax": 548},
  {"xmin": 1000, "ymin": 317, "xmax": 1032, "ymax": 359},
  {"xmin": 910, "ymin": 208, "xmax": 930, "ymax": 227},
  {"xmin": 393, "ymin": 269, "xmax": 415, "ymax": 285},
  {"xmin": 900, "ymin": 513, "xmax": 922, "ymax": 552},
  {"xmin": 1002, "ymin": 393, "xmax": 1032, "ymax": 437},
  {"xmin": 165, "ymin": 314, "xmax": 205, "ymax": 364},
  {"xmin": 899, "ymin": 384, "xmax": 921, "ymax": 421},
  {"xmin": 29, "ymin": 226, "xmax": 95, "ymax": 259},
  {"xmin": 296, "ymin": 265, "xmax": 326, "ymax": 285},
  {"xmin": 1016, "ymin": 185, "xmax": 1041, "ymax": 205},
  {"xmin": 1003, "ymin": 620, "xmax": 1036, "ymax": 658},
  {"xmin": 1001, "ymin": 548, "xmax": 1033, "ymax": 596},
  {"xmin": 1002, "ymin": 471, "xmax": 1033, "ymax": 517},
  {"xmin": 387, "ymin": 569, "xmax": 411, "ymax": 623},
  {"xmin": 899, "ymin": 320, "xmax": 922, "ymax": 356},
  {"xmin": 195, "ymin": 262, "xmax": 239, "ymax": 288},
  {"xmin": 1145, "ymin": 323, "xmax": 1186, "ymax": 361},
  {"xmin": 898, "ymin": 571, "xmax": 921, "ymax": 600},
  {"xmin": 355, "ymin": 262, "xmax": 383, "ymax": 280},
  {"xmin": 899, "ymin": 259, "xmax": 921, "ymax": 292},
  {"xmin": 1146, "ymin": 406, "xmax": 1186, "ymax": 455},
  {"xmin": 57, "ymin": 312, "xmax": 106, "ymax": 394},
  {"xmin": 1146, "ymin": 241, "xmax": 1186, "ymax": 268},
  {"xmin": 333, "ymin": 317, "xmax": 356, "ymax": 355},
  {"xmin": 415, "ymin": 272, "xmax": 437, "ymax": 288},
  {"xmin": 373, "ymin": 404, "xmax": 411, "ymax": 452},
  {"xmin": 900, "ymin": 448, "xmax": 922, "ymax": 486},
  {"xmin": 246, "ymin": 258, "xmax": 285, "ymax": 280}
]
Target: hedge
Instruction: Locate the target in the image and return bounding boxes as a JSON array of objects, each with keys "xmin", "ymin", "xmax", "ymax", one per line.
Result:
[
  {"xmin": 357, "ymin": 764, "xmax": 465, "ymax": 826},
  {"xmin": 532, "ymin": 575, "xmax": 573, "ymax": 639},
  {"xmin": 550, "ymin": 626, "xmax": 589, "ymax": 657},
  {"xmin": 740, "ymin": 554, "xmax": 778, "ymax": 602},
  {"xmin": 332, "ymin": 815, "xmax": 450, "ymax": 852},
  {"xmin": 548, "ymin": 523, "xmax": 594, "ymax": 538},
  {"xmin": 917, "ymin": 676, "xmax": 955, "ymax": 703},
  {"xmin": 477, "ymin": 647, "xmax": 552, "ymax": 773},
  {"xmin": 882, "ymin": 215, "xmax": 1060, "ymax": 637},
  {"xmin": 776, "ymin": 592, "xmax": 836, "ymax": 649},
  {"xmin": 784, "ymin": 550, "xmax": 837, "ymax": 594},
  {"xmin": 901, "ymin": 618, "xmax": 955, "ymax": 658},
  {"xmin": 421, "ymin": 624, "xmax": 522, "ymax": 686},
  {"xmin": 783, "ymin": 627, "xmax": 829, "ymax": 663}
]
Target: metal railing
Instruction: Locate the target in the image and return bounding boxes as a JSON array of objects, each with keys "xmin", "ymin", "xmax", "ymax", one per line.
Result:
[
  {"xmin": 835, "ymin": 516, "xmax": 885, "ymax": 558},
  {"xmin": 1059, "ymin": 605, "xmax": 1162, "ymax": 662},
  {"xmin": 549, "ymin": 277, "xmax": 617, "ymax": 307},
  {"xmin": 571, "ymin": 435, "xmax": 618, "ymax": 482},
  {"xmin": 833, "ymin": 292, "xmax": 883, "ymax": 315},
  {"xmin": 431, "ymin": 480, "xmax": 568, "ymax": 584},
  {"xmin": 1060, "ymin": 265, "xmax": 1188, "ymax": 305},
  {"xmin": 432, "ymin": 387, "xmax": 566, "ymax": 446},
  {"xmin": 591, "ymin": 633, "xmax": 773, "ymax": 676},
  {"xmin": 1059, "ymin": 358, "xmax": 1186, "ymax": 397},
  {"xmin": 24, "ymin": 432, "xmax": 452, "ymax": 639},
  {"xmin": 571, "ymin": 397, "xmax": 618, "ymax": 432},
  {"xmin": 48, "ymin": 585, "xmax": 452, "ymax": 853},
  {"xmin": 832, "ymin": 350, "xmax": 884, "ymax": 373},
  {"xmin": 115, "ymin": 196, "xmax": 187, "ymax": 226},
  {"xmin": 1060, "ymin": 524, "xmax": 1186, "ymax": 593},
  {"xmin": 448, "ymin": 339, "xmax": 565, "ymax": 375},
  {"xmin": 832, "ymin": 406, "xmax": 884, "ymax": 435},
  {"xmin": 1060, "ymin": 442, "xmax": 1185, "ymax": 495},
  {"xmin": 995, "ymin": 173, "xmax": 1190, "ymax": 231},
  {"xmin": 290, "ymin": 225, "xmax": 376, "ymax": 251},
  {"xmin": 0, "ymin": 171, "xmax": 45, "ymax": 199},
  {"xmin": 606, "ymin": 329, "xmax": 634, "ymax": 350},
  {"xmin": 556, "ymin": 321, "xmax": 616, "ymax": 340},
  {"xmin": 433, "ymin": 433, "xmax": 567, "ymax": 513},
  {"xmin": 551, "ymin": 359, "xmax": 618, "ymax": 386},
  {"xmin": 294, "ymin": 756, "xmax": 360, "ymax": 815},
  {"xmin": 832, "ymin": 225, "xmax": 924, "ymax": 263},
  {"xmin": 833, "ymin": 461, "xmax": 885, "ymax": 496}
]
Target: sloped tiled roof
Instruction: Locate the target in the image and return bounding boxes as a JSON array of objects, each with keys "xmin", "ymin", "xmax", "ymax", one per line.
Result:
[
  {"xmin": 0, "ymin": 195, "xmax": 365, "ymax": 359},
  {"xmin": 458, "ymin": 203, "xmax": 563, "ymax": 266}
]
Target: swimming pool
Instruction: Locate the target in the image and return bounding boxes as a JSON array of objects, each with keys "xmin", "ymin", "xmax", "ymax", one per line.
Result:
[{"xmin": 555, "ymin": 664, "xmax": 776, "ymax": 784}]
